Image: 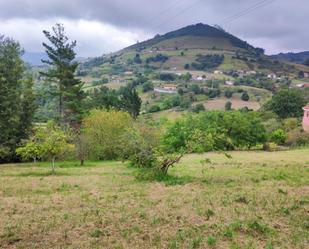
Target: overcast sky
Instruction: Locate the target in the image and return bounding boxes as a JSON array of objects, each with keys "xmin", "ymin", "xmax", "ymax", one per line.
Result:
[{"xmin": 0, "ymin": 0, "xmax": 308, "ymax": 57}]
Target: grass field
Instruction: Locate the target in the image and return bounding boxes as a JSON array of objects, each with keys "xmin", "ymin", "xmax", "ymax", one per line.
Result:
[{"xmin": 0, "ymin": 149, "xmax": 308, "ymax": 248}]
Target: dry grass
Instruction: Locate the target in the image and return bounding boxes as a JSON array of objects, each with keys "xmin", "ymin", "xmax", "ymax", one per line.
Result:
[
  {"xmin": 0, "ymin": 149, "xmax": 308, "ymax": 248},
  {"xmin": 204, "ymin": 97, "xmax": 261, "ymax": 111}
]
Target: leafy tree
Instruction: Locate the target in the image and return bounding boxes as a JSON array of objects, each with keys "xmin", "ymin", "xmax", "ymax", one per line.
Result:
[
  {"xmin": 163, "ymin": 111, "xmax": 266, "ymax": 152},
  {"xmin": 142, "ymin": 82, "xmax": 154, "ymax": 92},
  {"xmin": 133, "ymin": 53, "xmax": 142, "ymax": 64},
  {"xmin": 270, "ymin": 129, "xmax": 287, "ymax": 145},
  {"xmin": 41, "ymin": 23, "xmax": 85, "ymax": 129},
  {"xmin": 148, "ymin": 105, "xmax": 161, "ymax": 113},
  {"xmin": 0, "ymin": 35, "xmax": 36, "ymax": 162},
  {"xmin": 225, "ymin": 101, "xmax": 232, "ymax": 111},
  {"xmin": 184, "ymin": 63, "xmax": 190, "ymax": 70},
  {"xmin": 224, "ymin": 90, "xmax": 233, "ymax": 98},
  {"xmin": 265, "ymin": 89, "xmax": 306, "ymax": 119},
  {"xmin": 241, "ymin": 92, "xmax": 250, "ymax": 101},
  {"xmin": 16, "ymin": 122, "xmax": 73, "ymax": 172},
  {"xmin": 192, "ymin": 104, "xmax": 205, "ymax": 113},
  {"xmin": 82, "ymin": 110, "xmax": 134, "ymax": 160},
  {"xmin": 41, "ymin": 123, "xmax": 73, "ymax": 172},
  {"xmin": 16, "ymin": 141, "xmax": 43, "ymax": 163},
  {"xmin": 119, "ymin": 86, "xmax": 142, "ymax": 118}
]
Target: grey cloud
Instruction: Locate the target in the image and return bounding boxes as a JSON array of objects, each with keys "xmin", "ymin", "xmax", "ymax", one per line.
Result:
[{"xmin": 0, "ymin": 0, "xmax": 308, "ymax": 55}]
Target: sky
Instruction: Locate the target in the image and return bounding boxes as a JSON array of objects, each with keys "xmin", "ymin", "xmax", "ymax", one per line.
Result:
[{"xmin": 0, "ymin": 0, "xmax": 308, "ymax": 57}]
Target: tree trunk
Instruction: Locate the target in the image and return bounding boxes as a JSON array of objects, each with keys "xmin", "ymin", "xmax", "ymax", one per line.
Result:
[
  {"xmin": 80, "ymin": 159, "xmax": 84, "ymax": 166},
  {"xmin": 51, "ymin": 156, "xmax": 55, "ymax": 174},
  {"xmin": 33, "ymin": 157, "xmax": 36, "ymax": 164}
]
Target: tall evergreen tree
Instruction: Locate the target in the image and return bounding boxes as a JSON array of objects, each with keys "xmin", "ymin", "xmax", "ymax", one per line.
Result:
[
  {"xmin": 119, "ymin": 85, "xmax": 142, "ymax": 119},
  {"xmin": 0, "ymin": 36, "xmax": 36, "ymax": 162},
  {"xmin": 41, "ymin": 24, "xmax": 84, "ymax": 129}
]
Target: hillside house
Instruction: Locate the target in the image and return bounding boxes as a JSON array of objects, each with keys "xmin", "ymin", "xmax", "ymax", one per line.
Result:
[
  {"xmin": 303, "ymin": 105, "xmax": 309, "ymax": 132},
  {"xmin": 214, "ymin": 70, "xmax": 223, "ymax": 75},
  {"xmin": 267, "ymin": 73, "xmax": 277, "ymax": 80},
  {"xmin": 154, "ymin": 84, "xmax": 178, "ymax": 94},
  {"xmin": 225, "ymin": 80, "xmax": 234, "ymax": 86}
]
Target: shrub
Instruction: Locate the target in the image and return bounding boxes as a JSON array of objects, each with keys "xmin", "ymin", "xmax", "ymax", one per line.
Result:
[
  {"xmin": 82, "ymin": 110, "xmax": 134, "ymax": 160},
  {"xmin": 224, "ymin": 90, "xmax": 233, "ymax": 98},
  {"xmin": 241, "ymin": 92, "xmax": 250, "ymax": 101},
  {"xmin": 192, "ymin": 104, "xmax": 205, "ymax": 113},
  {"xmin": 163, "ymin": 111, "xmax": 267, "ymax": 152},
  {"xmin": 148, "ymin": 105, "xmax": 161, "ymax": 113},
  {"xmin": 270, "ymin": 129, "xmax": 287, "ymax": 145},
  {"xmin": 225, "ymin": 101, "xmax": 232, "ymax": 111}
]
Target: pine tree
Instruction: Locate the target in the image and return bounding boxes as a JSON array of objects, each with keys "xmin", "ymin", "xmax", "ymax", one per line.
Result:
[
  {"xmin": 41, "ymin": 24, "xmax": 85, "ymax": 130},
  {"xmin": 0, "ymin": 36, "xmax": 36, "ymax": 162}
]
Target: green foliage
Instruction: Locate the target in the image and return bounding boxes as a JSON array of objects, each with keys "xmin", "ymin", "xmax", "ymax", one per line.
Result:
[
  {"xmin": 133, "ymin": 53, "xmax": 142, "ymax": 64},
  {"xmin": 142, "ymin": 81, "xmax": 154, "ymax": 92},
  {"xmin": 41, "ymin": 23, "xmax": 85, "ymax": 128},
  {"xmin": 146, "ymin": 54, "xmax": 168, "ymax": 64},
  {"xmin": 265, "ymin": 89, "xmax": 306, "ymax": 119},
  {"xmin": 0, "ymin": 35, "xmax": 36, "ymax": 162},
  {"xmin": 224, "ymin": 90, "xmax": 233, "ymax": 98},
  {"xmin": 16, "ymin": 122, "xmax": 73, "ymax": 172},
  {"xmin": 225, "ymin": 101, "xmax": 232, "ymax": 111},
  {"xmin": 192, "ymin": 104, "xmax": 205, "ymax": 113},
  {"xmin": 191, "ymin": 54, "xmax": 224, "ymax": 71},
  {"xmin": 241, "ymin": 92, "xmax": 250, "ymax": 101},
  {"xmin": 271, "ymin": 129, "xmax": 287, "ymax": 145},
  {"xmin": 163, "ymin": 111, "xmax": 267, "ymax": 152},
  {"xmin": 88, "ymin": 85, "xmax": 142, "ymax": 118},
  {"xmin": 82, "ymin": 110, "xmax": 134, "ymax": 160}
]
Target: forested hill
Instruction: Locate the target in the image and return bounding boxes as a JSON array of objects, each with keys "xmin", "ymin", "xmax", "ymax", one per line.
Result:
[{"xmin": 271, "ymin": 51, "xmax": 309, "ymax": 65}]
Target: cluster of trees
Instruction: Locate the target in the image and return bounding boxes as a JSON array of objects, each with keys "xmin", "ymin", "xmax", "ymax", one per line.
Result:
[
  {"xmin": 0, "ymin": 36, "xmax": 36, "ymax": 162},
  {"xmin": 163, "ymin": 111, "xmax": 267, "ymax": 153},
  {"xmin": 146, "ymin": 54, "xmax": 169, "ymax": 64},
  {"xmin": 191, "ymin": 54, "xmax": 224, "ymax": 71}
]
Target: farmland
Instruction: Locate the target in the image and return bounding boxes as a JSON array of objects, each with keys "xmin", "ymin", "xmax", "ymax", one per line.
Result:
[{"xmin": 1, "ymin": 149, "xmax": 308, "ymax": 248}]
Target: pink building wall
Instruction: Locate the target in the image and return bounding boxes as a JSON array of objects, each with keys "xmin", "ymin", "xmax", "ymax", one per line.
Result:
[{"xmin": 303, "ymin": 106, "xmax": 309, "ymax": 132}]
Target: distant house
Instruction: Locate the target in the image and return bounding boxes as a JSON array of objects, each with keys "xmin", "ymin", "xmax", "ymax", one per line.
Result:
[
  {"xmin": 304, "ymin": 83, "xmax": 309, "ymax": 88},
  {"xmin": 303, "ymin": 105, "xmax": 309, "ymax": 132},
  {"xmin": 214, "ymin": 70, "xmax": 223, "ymax": 75},
  {"xmin": 154, "ymin": 84, "xmax": 178, "ymax": 94},
  {"xmin": 193, "ymin": 76, "xmax": 203, "ymax": 81},
  {"xmin": 304, "ymin": 72, "xmax": 309, "ymax": 78},
  {"xmin": 225, "ymin": 80, "xmax": 234, "ymax": 86},
  {"xmin": 267, "ymin": 73, "xmax": 277, "ymax": 79},
  {"xmin": 124, "ymin": 71, "xmax": 133, "ymax": 76}
]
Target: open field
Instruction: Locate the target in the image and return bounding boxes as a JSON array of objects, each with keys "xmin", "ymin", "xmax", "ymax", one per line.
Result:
[{"xmin": 0, "ymin": 149, "xmax": 308, "ymax": 248}]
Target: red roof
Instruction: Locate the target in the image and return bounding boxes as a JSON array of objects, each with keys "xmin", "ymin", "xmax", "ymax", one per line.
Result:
[
  {"xmin": 303, "ymin": 83, "xmax": 309, "ymax": 87},
  {"xmin": 303, "ymin": 105, "xmax": 309, "ymax": 111}
]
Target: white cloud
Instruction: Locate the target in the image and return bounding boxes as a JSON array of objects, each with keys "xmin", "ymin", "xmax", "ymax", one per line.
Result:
[{"xmin": 0, "ymin": 18, "xmax": 151, "ymax": 57}]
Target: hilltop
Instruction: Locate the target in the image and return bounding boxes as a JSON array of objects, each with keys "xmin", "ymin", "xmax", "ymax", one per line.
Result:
[
  {"xmin": 271, "ymin": 51, "xmax": 309, "ymax": 65},
  {"xmin": 80, "ymin": 23, "xmax": 307, "ymax": 77}
]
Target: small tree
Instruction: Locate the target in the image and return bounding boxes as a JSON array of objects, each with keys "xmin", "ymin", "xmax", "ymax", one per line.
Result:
[
  {"xmin": 16, "ymin": 123, "xmax": 73, "ymax": 173},
  {"xmin": 16, "ymin": 141, "xmax": 43, "ymax": 163},
  {"xmin": 42, "ymin": 124, "xmax": 74, "ymax": 172},
  {"xmin": 241, "ymin": 92, "xmax": 250, "ymax": 101},
  {"xmin": 225, "ymin": 101, "xmax": 232, "ymax": 111}
]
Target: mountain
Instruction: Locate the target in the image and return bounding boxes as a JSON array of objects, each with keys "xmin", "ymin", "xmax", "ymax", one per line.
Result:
[
  {"xmin": 270, "ymin": 51, "xmax": 309, "ymax": 65},
  {"xmin": 22, "ymin": 52, "xmax": 48, "ymax": 65},
  {"xmin": 80, "ymin": 23, "xmax": 307, "ymax": 77}
]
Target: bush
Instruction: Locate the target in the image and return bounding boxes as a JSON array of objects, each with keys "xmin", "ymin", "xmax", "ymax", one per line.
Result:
[
  {"xmin": 241, "ymin": 92, "xmax": 250, "ymax": 101},
  {"xmin": 148, "ymin": 105, "xmax": 161, "ymax": 113},
  {"xmin": 163, "ymin": 111, "xmax": 267, "ymax": 152},
  {"xmin": 224, "ymin": 90, "xmax": 233, "ymax": 98},
  {"xmin": 225, "ymin": 101, "xmax": 232, "ymax": 111},
  {"xmin": 192, "ymin": 104, "xmax": 205, "ymax": 113},
  {"xmin": 271, "ymin": 129, "xmax": 287, "ymax": 145},
  {"xmin": 82, "ymin": 110, "xmax": 134, "ymax": 160}
]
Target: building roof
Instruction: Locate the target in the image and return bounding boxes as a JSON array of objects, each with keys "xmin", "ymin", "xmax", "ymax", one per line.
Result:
[{"xmin": 303, "ymin": 105, "xmax": 309, "ymax": 111}]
